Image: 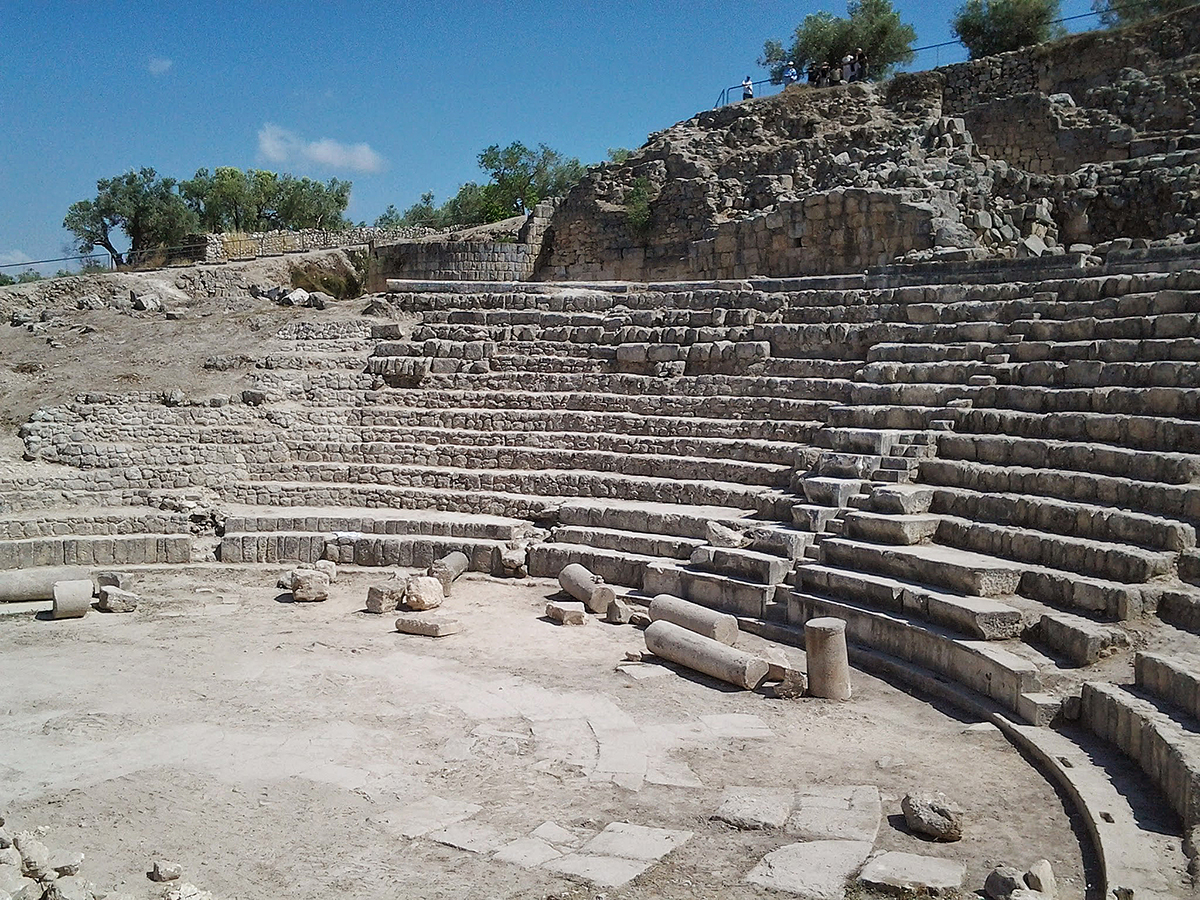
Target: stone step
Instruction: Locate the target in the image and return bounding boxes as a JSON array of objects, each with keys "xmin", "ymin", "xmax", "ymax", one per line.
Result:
[
  {"xmin": 1136, "ymin": 652, "xmax": 1200, "ymax": 723},
  {"xmin": 688, "ymin": 545, "xmax": 793, "ymax": 585},
  {"xmin": 865, "ymin": 483, "xmax": 936, "ymax": 515},
  {"xmin": 222, "ymin": 531, "xmax": 503, "ymax": 572},
  {"xmin": 275, "ymin": 442, "xmax": 793, "ymax": 487},
  {"xmin": 1009, "ymin": 337, "xmax": 1200, "ymax": 364},
  {"xmin": 800, "ymin": 477, "xmax": 867, "ymax": 507},
  {"xmin": 1033, "ymin": 610, "xmax": 1129, "ymax": 666},
  {"xmin": 220, "ymin": 505, "xmax": 532, "ymax": 541},
  {"xmin": 819, "ymin": 538, "xmax": 1021, "ymax": 597},
  {"xmin": 246, "ymin": 462, "xmax": 772, "ymax": 510},
  {"xmin": 935, "ymin": 515, "xmax": 1177, "ymax": 585},
  {"xmin": 551, "ymin": 525, "xmax": 701, "ymax": 560},
  {"xmin": 919, "ymin": 459, "xmax": 1200, "ymax": 524},
  {"xmin": 792, "ymin": 504, "xmax": 841, "ymax": 531},
  {"xmin": 858, "ymin": 360, "xmax": 1011, "ymax": 385},
  {"xmin": 929, "ymin": 486, "xmax": 1196, "ymax": 553},
  {"xmin": 814, "ymin": 427, "xmax": 933, "ymax": 455},
  {"xmin": 0, "ymin": 507, "xmax": 191, "ymax": 540},
  {"xmin": 937, "ymin": 433, "xmax": 1200, "ymax": 485},
  {"xmin": 226, "ymin": 479, "xmax": 559, "ymax": 520},
  {"xmin": 1080, "ymin": 681, "xmax": 1200, "ymax": 830},
  {"xmin": 342, "ymin": 406, "xmax": 820, "ymax": 443},
  {"xmin": 526, "ymin": 542, "xmax": 659, "ymax": 588},
  {"xmin": 305, "ymin": 387, "xmax": 834, "ymax": 423},
  {"xmin": 843, "ymin": 511, "xmax": 940, "ymax": 545},
  {"xmin": 798, "ymin": 563, "xmax": 1023, "ymax": 640},
  {"xmin": 0, "ymin": 534, "xmax": 192, "ymax": 570},
  {"xmin": 642, "ymin": 561, "xmax": 778, "ymax": 618},
  {"xmin": 555, "ymin": 498, "xmax": 758, "ymax": 539},
  {"xmin": 956, "ymin": 407, "xmax": 1200, "ymax": 457},
  {"xmin": 787, "ymin": 592, "xmax": 1041, "ymax": 716}
]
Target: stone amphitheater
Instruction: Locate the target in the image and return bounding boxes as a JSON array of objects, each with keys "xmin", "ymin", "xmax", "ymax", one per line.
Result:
[{"xmin": 3, "ymin": 9, "xmax": 1200, "ymax": 900}]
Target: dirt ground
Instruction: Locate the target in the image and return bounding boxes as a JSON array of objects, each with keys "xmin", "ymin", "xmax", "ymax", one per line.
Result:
[
  {"xmin": 0, "ymin": 252, "xmax": 380, "ymax": 430},
  {"xmin": 1, "ymin": 568, "xmax": 1093, "ymax": 900}
]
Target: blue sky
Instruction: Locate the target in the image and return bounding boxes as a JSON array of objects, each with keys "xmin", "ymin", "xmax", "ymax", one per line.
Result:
[{"xmin": 1, "ymin": 0, "xmax": 1096, "ymax": 271}]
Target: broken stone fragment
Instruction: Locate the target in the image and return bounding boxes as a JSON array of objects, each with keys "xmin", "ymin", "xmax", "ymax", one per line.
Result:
[
  {"xmin": 314, "ymin": 559, "xmax": 337, "ymax": 583},
  {"xmin": 901, "ymin": 792, "xmax": 963, "ymax": 842},
  {"xmin": 149, "ymin": 860, "xmax": 182, "ymax": 883},
  {"xmin": 13, "ymin": 834, "xmax": 49, "ymax": 880},
  {"xmin": 366, "ymin": 577, "xmax": 406, "ymax": 614},
  {"xmin": 291, "ymin": 571, "xmax": 330, "ymax": 603},
  {"xmin": 985, "ymin": 866, "xmax": 1027, "ymax": 900},
  {"xmin": 546, "ymin": 600, "xmax": 587, "ymax": 626},
  {"xmin": 1025, "ymin": 859, "xmax": 1056, "ymax": 897},
  {"xmin": 48, "ymin": 849, "xmax": 84, "ymax": 877},
  {"xmin": 606, "ymin": 597, "xmax": 633, "ymax": 624},
  {"xmin": 45, "ymin": 874, "xmax": 96, "ymax": 900},
  {"xmin": 95, "ymin": 572, "xmax": 129, "ymax": 589},
  {"xmin": 402, "ymin": 575, "xmax": 444, "ymax": 611},
  {"xmin": 395, "ymin": 613, "xmax": 462, "ymax": 637},
  {"xmin": 705, "ymin": 521, "xmax": 749, "ymax": 548},
  {"xmin": 97, "ymin": 586, "xmax": 139, "ymax": 613},
  {"xmin": 775, "ymin": 669, "xmax": 809, "ymax": 699}
]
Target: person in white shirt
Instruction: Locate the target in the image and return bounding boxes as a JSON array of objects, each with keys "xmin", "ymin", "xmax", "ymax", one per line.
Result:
[{"xmin": 743, "ymin": 76, "xmax": 754, "ymax": 100}]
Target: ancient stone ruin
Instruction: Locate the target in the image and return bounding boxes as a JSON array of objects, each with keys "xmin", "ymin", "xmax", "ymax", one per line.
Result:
[{"xmin": 2, "ymin": 8, "xmax": 1200, "ymax": 900}]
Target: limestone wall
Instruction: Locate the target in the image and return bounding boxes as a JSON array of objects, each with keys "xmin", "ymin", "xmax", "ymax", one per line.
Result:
[
  {"xmin": 368, "ymin": 241, "xmax": 535, "ymax": 287},
  {"xmin": 366, "ymin": 200, "xmax": 558, "ymax": 288},
  {"xmin": 936, "ymin": 5, "xmax": 1200, "ymax": 112}
]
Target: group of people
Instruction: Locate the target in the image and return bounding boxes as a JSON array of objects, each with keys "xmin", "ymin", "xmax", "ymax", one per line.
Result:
[{"xmin": 742, "ymin": 47, "xmax": 869, "ymax": 99}]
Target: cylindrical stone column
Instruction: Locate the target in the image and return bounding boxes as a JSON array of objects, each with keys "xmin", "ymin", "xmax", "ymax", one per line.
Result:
[
  {"xmin": 51, "ymin": 580, "xmax": 95, "ymax": 620},
  {"xmin": 0, "ymin": 567, "xmax": 88, "ymax": 603},
  {"xmin": 649, "ymin": 594, "xmax": 739, "ymax": 645},
  {"xmin": 644, "ymin": 620, "xmax": 769, "ymax": 690},
  {"xmin": 806, "ymin": 616, "xmax": 852, "ymax": 700},
  {"xmin": 558, "ymin": 563, "xmax": 615, "ymax": 614},
  {"xmin": 428, "ymin": 550, "xmax": 470, "ymax": 594}
]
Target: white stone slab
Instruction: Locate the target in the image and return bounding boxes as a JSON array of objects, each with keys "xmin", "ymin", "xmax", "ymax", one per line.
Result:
[
  {"xmin": 713, "ymin": 788, "xmax": 793, "ymax": 830},
  {"xmin": 381, "ymin": 796, "xmax": 482, "ymax": 838},
  {"xmin": 859, "ymin": 851, "xmax": 967, "ymax": 893},
  {"xmin": 530, "ymin": 821, "xmax": 580, "ymax": 847},
  {"xmin": 581, "ymin": 822, "xmax": 693, "ymax": 862},
  {"xmin": 493, "ymin": 837, "xmax": 562, "ymax": 868},
  {"xmin": 427, "ymin": 820, "xmax": 506, "ymax": 853},
  {"xmin": 699, "ymin": 713, "xmax": 773, "ymax": 739},
  {"xmin": 746, "ymin": 840, "xmax": 874, "ymax": 899},
  {"xmin": 542, "ymin": 853, "xmax": 651, "ymax": 887},
  {"xmin": 787, "ymin": 784, "xmax": 882, "ymax": 843}
]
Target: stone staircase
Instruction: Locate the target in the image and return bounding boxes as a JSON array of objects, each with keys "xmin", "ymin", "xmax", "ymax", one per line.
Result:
[{"xmin": 7, "ymin": 260, "xmax": 1200, "ymax": 900}]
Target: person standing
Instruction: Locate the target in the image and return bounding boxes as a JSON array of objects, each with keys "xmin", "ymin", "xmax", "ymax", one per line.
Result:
[
  {"xmin": 783, "ymin": 61, "xmax": 798, "ymax": 85},
  {"xmin": 742, "ymin": 75, "xmax": 754, "ymax": 100}
]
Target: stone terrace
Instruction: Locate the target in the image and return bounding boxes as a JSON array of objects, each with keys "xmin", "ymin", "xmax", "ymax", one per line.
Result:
[{"xmin": 5, "ymin": 252, "xmax": 1200, "ymax": 899}]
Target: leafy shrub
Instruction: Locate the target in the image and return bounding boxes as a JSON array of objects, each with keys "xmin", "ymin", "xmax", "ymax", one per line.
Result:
[{"xmin": 625, "ymin": 177, "xmax": 653, "ymax": 238}]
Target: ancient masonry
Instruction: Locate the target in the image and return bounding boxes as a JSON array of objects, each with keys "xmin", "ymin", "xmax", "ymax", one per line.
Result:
[{"xmin": 3, "ymin": 7, "xmax": 1200, "ymax": 900}]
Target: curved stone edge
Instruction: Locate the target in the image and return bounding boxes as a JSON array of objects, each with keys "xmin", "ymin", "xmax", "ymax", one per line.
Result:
[{"xmin": 738, "ymin": 617, "xmax": 1183, "ymax": 900}]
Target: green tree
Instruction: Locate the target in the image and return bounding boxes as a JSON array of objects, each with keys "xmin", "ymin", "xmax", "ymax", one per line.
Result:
[
  {"xmin": 760, "ymin": 0, "xmax": 916, "ymax": 81},
  {"xmin": 0, "ymin": 273, "xmax": 13, "ymax": 287},
  {"xmin": 1092, "ymin": 0, "xmax": 1195, "ymax": 26},
  {"xmin": 63, "ymin": 167, "xmax": 198, "ymax": 265},
  {"xmin": 477, "ymin": 142, "xmax": 584, "ymax": 218},
  {"xmin": 953, "ymin": 0, "xmax": 1064, "ymax": 58},
  {"xmin": 606, "ymin": 147, "xmax": 634, "ymax": 164}
]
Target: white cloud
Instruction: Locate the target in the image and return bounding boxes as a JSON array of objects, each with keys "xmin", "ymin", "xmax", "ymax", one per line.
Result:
[
  {"xmin": 148, "ymin": 56, "xmax": 173, "ymax": 76},
  {"xmin": 256, "ymin": 123, "xmax": 385, "ymax": 174}
]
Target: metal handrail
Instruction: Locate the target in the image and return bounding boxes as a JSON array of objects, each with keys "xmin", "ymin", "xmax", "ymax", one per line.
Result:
[{"xmin": 713, "ymin": 0, "xmax": 1194, "ymax": 107}]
